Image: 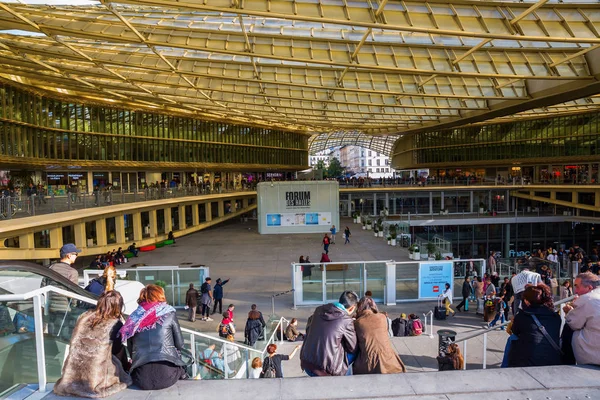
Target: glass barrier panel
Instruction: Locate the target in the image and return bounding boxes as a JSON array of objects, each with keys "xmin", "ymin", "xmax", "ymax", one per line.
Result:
[
  {"xmin": 324, "ymin": 263, "xmax": 363, "ymax": 302},
  {"xmin": 365, "ymin": 262, "xmax": 386, "ymax": 303},
  {"xmin": 134, "ymin": 270, "xmax": 174, "ymax": 304},
  {"xmin": 396, "ymin": 262, "xmax": 419, "ymax": 300},
  {"xmin": 300, "ymin": 263, "xmax": 323, "ymax": 303},
  {"xmin": 174, "ymin": 270, "xmax": 205, "ymax": 307},
  {"xmin": 0, "ymin": 299, "xmax": 38, "ymax": 395}
]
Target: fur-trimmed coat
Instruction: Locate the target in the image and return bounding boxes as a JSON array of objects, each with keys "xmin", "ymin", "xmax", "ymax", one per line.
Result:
[{"xmin": 53, "ymin": 310, "xmax": 131, "ymax": 398}]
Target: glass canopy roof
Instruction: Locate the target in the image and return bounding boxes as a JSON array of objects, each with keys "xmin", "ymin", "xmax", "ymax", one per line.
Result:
[{"xmin": 0, "ymin": 0, "xmax": 599, "ymax": 139}]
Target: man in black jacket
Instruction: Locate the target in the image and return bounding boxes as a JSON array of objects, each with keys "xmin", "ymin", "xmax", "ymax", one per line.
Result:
[
  {"xmin": 300, "ymin": 291, "xmax": 358, "ymax": 376},
  {"xmin": 456, "ymin": 277, "xmax": 471, "ymax": 312}
]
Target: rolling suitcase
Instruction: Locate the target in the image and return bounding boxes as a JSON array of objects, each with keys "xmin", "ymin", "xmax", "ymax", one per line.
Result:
[{"xmin": 434, "ymin": 297, "xmax": 447, "ymax": 320}]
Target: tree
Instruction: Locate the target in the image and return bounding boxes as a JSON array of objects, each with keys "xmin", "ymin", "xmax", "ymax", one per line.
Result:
[
  {"xmin": 315, "ymin": 159, "xmax": 326, "ymax": 171},
  {"xmin": 327, "ymin": 157, "xmax": 344, "ymax": 178}
]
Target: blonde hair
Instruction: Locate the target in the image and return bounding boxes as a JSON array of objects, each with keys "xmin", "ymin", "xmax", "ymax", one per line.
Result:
[
  {"xmin": 102, "ymin": 265, "xmax": 117, "ymax": 292},
  {"xmin": 251, "ymin": 357, "xmax": 262, "ymax": 369}
]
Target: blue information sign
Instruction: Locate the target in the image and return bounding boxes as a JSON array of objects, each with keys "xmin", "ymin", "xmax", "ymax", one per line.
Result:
[{"xmin": 418, "ymin": 262, "xmax": 454, "ymax": 299}]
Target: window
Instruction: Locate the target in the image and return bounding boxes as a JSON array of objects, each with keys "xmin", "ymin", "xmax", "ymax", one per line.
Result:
[
  {"xmin": 368, "ymin": 159, "xmax": 372, "ymax": 166},
  {"xmin": 368, "ymin": 151, "xmax": 371, "ymax": 156},
  {"xmin": 376, "ymin": 159, "xmax": 380, "ymax": 166}
]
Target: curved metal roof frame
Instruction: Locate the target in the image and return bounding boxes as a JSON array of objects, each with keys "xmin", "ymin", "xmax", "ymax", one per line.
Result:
[
  {"xmin": 309, "ymin": 132, "xmax": 399, "ymax": 156},
  {"xmin": 0, "ymin": 0, "xmax": 599, "ymax": 137}
]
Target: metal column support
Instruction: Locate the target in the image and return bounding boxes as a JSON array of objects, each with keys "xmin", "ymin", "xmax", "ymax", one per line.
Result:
[
  {"xmin": 482, "ymin": 332, "xmax": 488, "ymax": 369},
  {"xmin": 463, "ymin": 340, "xmax": 468, "ymax": 370},
  {"xmin": 347, "ymin": 193, "xmax": 352, "ymax": 217},
  {"xmin": 33, "ymin": 294, "xmax": 47, "ymax": 392},
  {"xmin": 373, "ymin": 193, "xmax": 377, "ymax": 216},
  {"xmin": 429, "ymin": 192, "xmax": 433, "ymax": 214},
  {"xmin": 470, "ymin": 191, "xmax": 474, "ymax": 213},
  {"xmin": 440, "ymin": 191, "xmax": 444, "ymax": 211}
]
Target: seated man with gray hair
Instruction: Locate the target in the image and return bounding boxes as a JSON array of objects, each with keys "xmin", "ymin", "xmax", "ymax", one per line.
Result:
[{"xmin": 562, "ymin": 272, "xmax": 600, "ymax": 365}]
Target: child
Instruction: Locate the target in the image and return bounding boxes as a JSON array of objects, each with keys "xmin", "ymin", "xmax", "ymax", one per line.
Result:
[
  {"xmin": 486, "ymin": 297, "xmax": 506, "ymax": 330},
  {"xmin": 436, "ymin": 343, "xmax": 464, "ymax": 371}
]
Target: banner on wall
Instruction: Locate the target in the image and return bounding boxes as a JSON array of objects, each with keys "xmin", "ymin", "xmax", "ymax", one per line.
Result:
[
  {"xmin": 266, "ymin": 212, "xmax": 332, "ymax": 227},
  {"xmin": 418, "ymin": 262, "xmax": 454, "ymax": 299}
]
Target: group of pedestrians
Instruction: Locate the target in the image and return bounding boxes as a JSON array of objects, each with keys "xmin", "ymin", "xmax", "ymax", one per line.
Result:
[{"xmin": 185, "ymin": 277, "xmax": 230, "ymax": 322}]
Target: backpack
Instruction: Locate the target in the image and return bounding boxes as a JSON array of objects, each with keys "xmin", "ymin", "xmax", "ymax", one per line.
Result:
[
  {"xmin": 392, "ymin": 318, "xmax": 408, "ymax": 337},
  {"xmin": 200, "ymin": 282, "xmax": 209, "ymax": 294},
  {"xmin": 218, "ymin": 322, "xmax": 232, "ymax": 338},
  {"xmin": 409, "ymin": 317, "xmax": 423, "ymax": 336},
  {"xmin": 261, "ymin": 356, "xmax": 277, "ymax": 378}
]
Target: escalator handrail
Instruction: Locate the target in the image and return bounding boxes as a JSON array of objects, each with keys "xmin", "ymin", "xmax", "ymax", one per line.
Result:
[{"xmin": 0, "ymin": 284, "xmax": 97, "ymax": 306}]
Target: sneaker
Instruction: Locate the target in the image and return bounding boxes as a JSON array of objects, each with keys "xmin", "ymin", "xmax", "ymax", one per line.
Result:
[
  {"xmin": 483, "ymin": 324, "xmax": 490, "ymax": 329},
  {"xmin": 201, "ymin": 318, "xmax": 206, "ymax": 321},
  {"xmin": 205, "ymin": 317, "xmax": 214, "ymax": 322}
]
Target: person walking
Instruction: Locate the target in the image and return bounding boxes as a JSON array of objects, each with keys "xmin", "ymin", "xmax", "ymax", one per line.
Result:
[
  {"xmin": 185, "ymin": 283, "xmax": 199, "ymax": 322},
  {"xmin": 344, "ymin": 226, "xmax": 351, "ymax": 244},
  {"xmin": 200, "ymin": 277, "xmax": 214, "ymax": 321},
  {"xmin": 212, "ymin": 278, "xmax": 230, "ymax": 315},
  {"xmin": 439, "ymin": 283, "xmax": 456, "ymax": 317},
  {"xmin": 456, "ymin": 277, "xmax": 470, "ymax": 312},
  {"xmin": 330, "ymin": 225, "xmax": 336, "ymax": 244},
  {"xmin": 322, "ymin": 233, "xmax": 330, "ymax": 255},
  {"xmin": 47, "ymin": 243, "xmax": 81, "ymax": 285}
]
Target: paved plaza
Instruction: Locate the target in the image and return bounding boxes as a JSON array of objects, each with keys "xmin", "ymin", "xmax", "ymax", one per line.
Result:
[{"xmin": 118, "ymin": 217, "xmax": 509, "ymax": 377}]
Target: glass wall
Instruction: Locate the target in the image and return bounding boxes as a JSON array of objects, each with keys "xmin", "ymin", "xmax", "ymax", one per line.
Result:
[
  {"xmin": 401, "ymin": 111, "xmax": 600, "ymax": 168},
  {"xmin": 0, "ymin": 83, "xmax": 308, "ymax": 169}
]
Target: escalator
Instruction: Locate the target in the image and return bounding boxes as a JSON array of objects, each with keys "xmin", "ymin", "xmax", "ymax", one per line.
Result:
[{"xmin": 0, "ymin": 261, "xmax": 99, "ymax": 395}]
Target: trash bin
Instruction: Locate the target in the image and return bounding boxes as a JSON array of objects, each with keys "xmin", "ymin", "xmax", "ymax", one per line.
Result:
[{"xmin": 437, "ymin": 329, "xmax": 457, "ymax": 355}]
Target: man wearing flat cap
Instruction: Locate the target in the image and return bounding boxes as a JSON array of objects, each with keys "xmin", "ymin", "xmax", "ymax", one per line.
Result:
[{"xmin": 49, "ymin": 243, "xmax": 81, "ymax": 285}]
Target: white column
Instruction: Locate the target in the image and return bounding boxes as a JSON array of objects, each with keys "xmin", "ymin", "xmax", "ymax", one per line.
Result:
[
  {"xmin": 373, "ymin": 193, "xmax": 377, "ymax": 216},
  {"xmin": 385, "ymin": 262, "xmax": 396, "ymax": 305}
]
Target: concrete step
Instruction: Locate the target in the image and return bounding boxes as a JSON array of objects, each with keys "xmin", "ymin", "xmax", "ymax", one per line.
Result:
[{"xmin": 34, "ymin": 365, "xmax": 600, "ymax": 400}]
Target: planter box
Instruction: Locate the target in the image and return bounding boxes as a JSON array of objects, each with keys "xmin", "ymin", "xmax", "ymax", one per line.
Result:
[
  {"xmin": 387, "ymin": 240, "xmax": 391, "ymax": 245},
  {"xmin": 356, "ymin": 216, "xmax": 361, "ymax": 224},
  {"xmin": 367, "ymin": 225, "xmax": 372, "ymax": 230},
  {"xmin": 362, "ymin": 225, "xmax": 366, "ymax": 230},
  {"xmin": 374, "ymin": 232, "xmax": 378, "ymax": 237},
  {"xmin": 414, "ymin": 252, "xmax": 421, "ymax": 260},
  {"xmin": 391, "ymin": 239, "xmax": 397, "ymax": 246},
  {"xmin": 378, "ymin": 231, "xmax": 383, "ymax": 237}
]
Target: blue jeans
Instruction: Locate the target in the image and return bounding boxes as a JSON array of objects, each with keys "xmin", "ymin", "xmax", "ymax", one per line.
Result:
[
  {"xmin": 489, "ymin": 311, "xmax": 505, "ymax": 329},
  {"xmin": 501, "ymin": 334, "xmax": 518, "ymax": 368}
]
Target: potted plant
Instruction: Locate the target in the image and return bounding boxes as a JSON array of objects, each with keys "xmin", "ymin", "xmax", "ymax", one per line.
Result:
[
  {"xmin": 435, "ymin": 251, "xmax": 443, "ymax": 260},
  {"xmin": 413, "ymin": 245, "xmax": 420, "ymax": 260},
  {"xmin": 356, "ymin": 211, "xmax": 361, "ymax": 224},
  {"xmin": 362, "ymin": 219, "xmax": 367, "ymax": 230},
  {"xmin": 408, "ymin": 244, "xmax": 414, "ymax": 259},
  {"xmin": 391, "ymin": 232, "xmax": 397, "ymax": 246},
  {"xmin": 366, "ymin": 219, "xmax": 372, "ymax": 230},
  {"xmin": 373, "ymin": 226, "xmax": 379, "ymax": 237},
  {"xmin": 378, "ymin": 223, "xmax": 384, "ymax": 237},
  {"xmin": 426, "ymin": 242, "xmax": 436, "ymax": 257},
  {"xmin": 387, "ymin": 235, "xmax": 392, "ymax": 245},
  {"xmin": 479, "ymin": 201, "xmax": 486, "ymax": 214}
]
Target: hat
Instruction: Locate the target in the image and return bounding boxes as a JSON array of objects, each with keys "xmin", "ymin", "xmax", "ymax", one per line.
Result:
[
  {"xmin": 60, "ymin": 243, "xmax": 81, "ymax": 257},
  {"xmin": 216, "ymin": 278, "xmax": 222, "ymax": 284},
  {"xmin": 400, "ymin": 313, "xmax": 407, "ymax": 319}
]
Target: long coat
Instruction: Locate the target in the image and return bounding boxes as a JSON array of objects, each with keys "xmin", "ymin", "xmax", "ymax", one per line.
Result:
[
  {"xmin": 53, "ymin": 311, "xmax": 131, "ymax": 398},
  {"xmin": 353, "ymin": 310, "xmax": 406, "ymax": 375}
]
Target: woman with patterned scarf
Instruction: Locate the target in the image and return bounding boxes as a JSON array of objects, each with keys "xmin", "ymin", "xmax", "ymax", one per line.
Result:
[{"xmin": 120, "ymin": 284, "xmax": 187, "ymax": 390}]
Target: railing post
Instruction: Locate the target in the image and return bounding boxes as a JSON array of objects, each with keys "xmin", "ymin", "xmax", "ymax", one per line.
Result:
[
  {"xmin": 463, "ymin": 340, "xmax": 467, "ymax": 370},
  {"xmin": 482, "ymin": 332, "xmax": 487, "ymax": 369},
  {"xmin": 190, "ymin": 334, "xmax": 197, "ymax": 378},
  {"xmin": 33, "ymin": 294, "xmax": 47, "ymax": 392},
  {"xmin": 223, "ymin": 345, "xmax": 229, "ymax": 379},
  {"xmin": 279, "ymin": 319, "xmax": 284, "ymax": 344}
]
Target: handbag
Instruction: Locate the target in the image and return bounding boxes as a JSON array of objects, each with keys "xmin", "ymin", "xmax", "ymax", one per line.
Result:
[
  {"xmin": 261, "ymin": 356, "xmax": 277, "ymax": 378},
  {"xmin": 530, "ymin": 313, "xmax": 564, "ymax": 356}
]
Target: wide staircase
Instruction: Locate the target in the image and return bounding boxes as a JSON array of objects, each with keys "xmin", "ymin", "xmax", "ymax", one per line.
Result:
[{"xmin": 1, "ymin": 265, "xmax": 599, "ymax": 400}]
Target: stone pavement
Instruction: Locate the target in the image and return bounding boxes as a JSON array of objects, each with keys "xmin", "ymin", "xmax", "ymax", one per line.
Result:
[
  {"xmin": 39, "ymin": 365, "xmax": 600, "ymax": 400},
  {"xmin": 116, "ymin": 217, "xmax": 509, "ymax": 377}
]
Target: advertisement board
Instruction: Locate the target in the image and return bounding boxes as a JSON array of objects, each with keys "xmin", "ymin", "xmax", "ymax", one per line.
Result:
[
  {"xmin": 418, "ymin": 262, "xmax": 454, "ymax": 299},
  {"xmin": 257, "ymin": 181, "xmax": 339, "ymax": 234}
]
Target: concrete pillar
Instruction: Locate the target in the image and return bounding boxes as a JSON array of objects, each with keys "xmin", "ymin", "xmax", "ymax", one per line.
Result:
[
  {"xmin": 19, "ymin": 233, "xmax": 34, "ymax": 250},
  {"xmin": 205, "ymin": 202, "xmax": 212, "ymax": 222},
  {"xmin": 50, "ymin": 227, "xmax": 63, "ymax": 249},
  {"xmin": 504, "ymin": 224, "xmax": 510, "ymax": 262},
  {"xmin": 469, "ymin": 191, "xmax": 474, "ymax": 213},
  {"xmin": 179, "ymin": 205, "xmax": 186, "ymax": 229},
  {"xmin": 572, "ymin": 191, "xmax": 578, "ymax": 204},
  {"xmin": 551, "ymin": 191, "xmax": 556, "ymax": 200},
  {"xmin": 96, "ymin": 219, "xmax": 107, "ymax": 246},
  {"xmin": 595, "ymin": 191, "xmax": 600, "ymax": 208},
  {"xmin": 393, "ymin": 194, "xmax": 397, "ymax": 215},
  {"xmin": 505, "ymin": 190, "xmax": 510, "ymax": 213},
  {"xmin": 133, "ymin": 212, "xmax": 142, "ymax": 241},
  {"xmin": 116, "ymin": 216, "xmax": 126, "ymax": 243},
  {"xmin": 192, "ymin": 204, "xmax": 200, "ymax": 226},
  {"xmin": 373, "ymin": 193, "xmax": 377, "ymax": 216},
  {"xmin": 385, "ymin": 262, "xmax": 397, "ymax": 305},
  {"xmin": 218, "ymin": 201, "xmax": 224, "ymax": 217},
  {"xmin": 385, "ymin": 193, "xmax": 389, "ymax": 215},
  {"xmin": 164, "ymin": 207, "xmax": 173, "ymax": 233},
  {"xmin": 148, "ymin": 210, "xmax": 158, "ymax": 238},
  {"xmin": 73, "ymin": 222, "xmax": 86, "ymax": 250},
  {"xmin": 429, "ymin": 192, "xmax": 433, "ymax": 214},
  {"xmin": 347, "ymin": 193, "xmax": 352, "ymax": 217}
]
